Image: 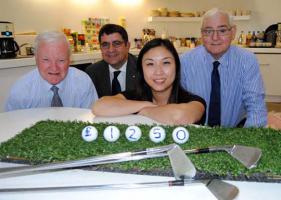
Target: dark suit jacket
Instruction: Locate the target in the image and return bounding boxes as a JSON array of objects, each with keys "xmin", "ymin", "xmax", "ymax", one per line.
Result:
[{"xmin": 85, "ymin": 53, "xmax": 138, "ymax": 98}]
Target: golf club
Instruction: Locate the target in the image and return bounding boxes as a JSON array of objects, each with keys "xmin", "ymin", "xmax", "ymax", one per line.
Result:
[
  {"xmin": 0, "ymin": 144, "xmax": 261, "ymax": 179},
  {"xmin": 167, "ymin": 145, "xmax": 238, "ymax": 200},
  {"xmin": 0, "ymin": 144, "xmax": 177, "ymax": 178},
  {"xmin": 0, "ymin": 145, "xmax": 239, "ymax": 200}
]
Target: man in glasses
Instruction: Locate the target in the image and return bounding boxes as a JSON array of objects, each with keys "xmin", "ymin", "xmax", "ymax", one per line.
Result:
[
  {"xmin": 180, "ymin": 8, "xmax": 267, "ymax": 128},
  {"xmin": 86, "ymin": 24, "xmax": 138, "ymax": 97}
]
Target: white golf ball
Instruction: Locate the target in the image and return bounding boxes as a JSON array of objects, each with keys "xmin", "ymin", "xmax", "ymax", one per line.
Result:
[
  {"xmin": 81, "ymin": 126, "xmax": 98, "ymax": 142},
  {"xmin": 103, "ymin": 126, "xmax": 120, "ymax": 142},
  {"xmin": 125, "ymin": 126, "xmax": 142, "ymax": 142},
  {"xmin": 149, "ymin": 126, "xmax": 166, "ymax": 143},
  {"xmin": 172, "ymin": 127, "xmax": 189, "ymax": 144}
]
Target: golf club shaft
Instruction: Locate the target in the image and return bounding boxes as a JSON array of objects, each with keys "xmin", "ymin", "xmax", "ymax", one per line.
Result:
[
  {"xmin": 0, "ymin": 144, "xmax": 176, "ymax": 178},
  {"xmin": 0, "ymin": 179, "xmax": 201, "ymax": 193},
  {"xmin": 0, "ymin": 178, "xmax": 239, "ymax": 200},
  {"xmin": 0, "ymin": 146, "xmax": 225, "ymax": 167}
]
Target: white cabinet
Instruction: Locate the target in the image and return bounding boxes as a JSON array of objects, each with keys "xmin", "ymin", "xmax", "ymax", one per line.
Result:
[
  {"xmin": 256, "ymin": 53, "xmax": 281, "ymax": 102},
  {"xmin": 0, "ymin": 64, "xmax": 36, "ymax": 112}
]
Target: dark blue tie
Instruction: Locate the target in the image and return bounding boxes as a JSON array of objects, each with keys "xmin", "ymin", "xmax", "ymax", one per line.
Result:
[
  {"xmin": 51, "ymin": 86, "xmax": 63, "ymax": 107},
  {"xmin": 112, "ymin": 71, "xmax": 121, "ymax": 95},
  {"xmin": 208, "ymin": 61, "xmax": 221, "ymax": 127}
]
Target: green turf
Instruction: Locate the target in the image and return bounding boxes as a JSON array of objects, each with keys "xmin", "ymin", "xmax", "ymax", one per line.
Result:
[{"xmin": 0, "ymin": 120, "xmax": 280, "ymax": 178}]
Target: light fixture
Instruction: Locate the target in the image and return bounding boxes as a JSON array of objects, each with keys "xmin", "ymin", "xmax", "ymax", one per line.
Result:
[
  {"xmin": 71, "ymin": 0, "xmax": 99, "ymax": 5},
  {"xmin": 112, "ymin": 0, "xmax": 143, "ymax": 6}
]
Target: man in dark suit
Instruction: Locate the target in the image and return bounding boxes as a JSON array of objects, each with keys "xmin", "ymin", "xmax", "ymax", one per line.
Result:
[{"xmin": 85, "ymin": 24, "xmax": 138, "ymax": 98}]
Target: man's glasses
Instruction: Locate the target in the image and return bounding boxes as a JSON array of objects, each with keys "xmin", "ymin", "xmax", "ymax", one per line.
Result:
[
  {"xmin": 201, "ymin": 27, "xmax": 233, "ymax": 37},
  {"xmin": 100, "ymin": 40, "xmax": 124, "ymax": 49}
]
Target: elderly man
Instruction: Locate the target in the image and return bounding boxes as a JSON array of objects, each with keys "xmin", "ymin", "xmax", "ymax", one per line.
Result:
[
  {"xmin": 85, "ymin": 24, "xmax": 139, "ymax": 97},
  {"xmin": 5, "ymin": 31, "xmax": 98, "ymax": 111},
  {"xmin": 180, "ymin": 8, "xmax": 267, "ymax": 127}
]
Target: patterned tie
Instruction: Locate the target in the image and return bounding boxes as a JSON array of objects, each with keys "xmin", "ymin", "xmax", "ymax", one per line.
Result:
[
  {"xmin": 208, "ymin": 61, "xmax": 221, "ymax": 127},
  {"xmin": 51, "ymin": 85, "xmax": 63, "ymax": 107},
  {"xmin": 112, "ymin": 71, "xmax": 121, "ymax": 95}
]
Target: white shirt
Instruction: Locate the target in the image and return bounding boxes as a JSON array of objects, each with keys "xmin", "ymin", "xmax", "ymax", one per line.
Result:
[
  {"xmin": 109, "ymin": 61, "xmax": 127, "ymax": 92},
  {"xmin": 5, "ymin": 67, "xmax": 98, "ymax": 111}
]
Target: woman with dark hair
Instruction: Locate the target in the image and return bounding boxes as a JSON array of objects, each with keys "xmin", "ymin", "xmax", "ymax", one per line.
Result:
[{"xmin": 92, "ymin": 38, "xmax": 206, "ymax": 125}]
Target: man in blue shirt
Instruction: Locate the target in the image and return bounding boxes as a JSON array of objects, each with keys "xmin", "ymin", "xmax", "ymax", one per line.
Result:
[
  {"xmin": 180, "ymin": 8, "xmax": 267, "ymax": 127},
  {"xmin": 5, "ymin": 31, "xmax": 98, "ymax": 111}
]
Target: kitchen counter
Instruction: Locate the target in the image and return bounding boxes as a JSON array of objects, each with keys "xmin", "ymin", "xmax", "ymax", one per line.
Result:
[
  {"xmin": 1, "ymin": 47, "xmax": 281, "ymax": 70},
  {"xmin": 0, "ymin": 49, "xmax": 139, "ymax": 69}
]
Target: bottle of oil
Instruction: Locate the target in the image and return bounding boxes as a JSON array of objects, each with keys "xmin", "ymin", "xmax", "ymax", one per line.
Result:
[
  {"xmin": 237, "ymin": 31, "xmax": 245, "ymax": 46},
  {"xmin": 252, "ymin": 31, "xmax": 257, "ymax": 41},
  {"xmin": 246, "ymin": 31, "xmax": 252, "ymax": 47},
  {"xmin": 249, "ymin": 31, "xmax": 257, "ymax": 47}
]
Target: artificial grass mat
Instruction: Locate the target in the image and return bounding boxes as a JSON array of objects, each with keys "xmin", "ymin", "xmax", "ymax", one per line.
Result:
[{"xmin": 0, "ymin": 120, "xmax": 280, "ymax": 182}]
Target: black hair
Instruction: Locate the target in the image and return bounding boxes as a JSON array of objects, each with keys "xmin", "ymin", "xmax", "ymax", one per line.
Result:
[
  {"xmin": 98, "ymin": 24, "xmax": 129, "ymax": 43},
  {"xmin": 136, "ymin": 38, "xmax": 181, "ymax": 103}
]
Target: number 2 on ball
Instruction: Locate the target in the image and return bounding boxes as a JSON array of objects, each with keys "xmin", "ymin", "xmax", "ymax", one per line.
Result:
[{"xmin": 128, "ymin": 128, "xmax": 137, "ymax": 140}]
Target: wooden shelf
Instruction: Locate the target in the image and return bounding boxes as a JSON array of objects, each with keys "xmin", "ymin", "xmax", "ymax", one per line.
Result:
[
  {"xmin": 147, "ymin": 16, "xmax": 201, "ymax": 22},
  {"xmin": 147, "ymin": 15, "xmax": 250, "ymax": 22}
]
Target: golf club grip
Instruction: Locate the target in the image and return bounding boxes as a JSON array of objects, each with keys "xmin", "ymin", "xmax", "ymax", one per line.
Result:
[
  {"xmin": 168, "ymin": 180, "xmax": 184, "ymax": 186},
  {"xmin": 185, "ymin": 148, "xmax": 210, "ymax": 154},
  {"xmin": 0, "ymin": 157, "xmax": 32, "ymax": 165},
  {"xmin": 185, "ymin": 147, "xmax": 225, "ymax": 154}
]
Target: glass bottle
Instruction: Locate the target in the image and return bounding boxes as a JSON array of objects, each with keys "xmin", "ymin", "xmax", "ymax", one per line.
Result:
[
  {"xmin": 190, "ymin": 38, "xmax": 196, "ymax": 48},
  {"xmin": 246, "ymin": 31, "xmax": 252, "ymax": 47},
  {"xmin": 252, "ymin": 31, "xmax": 257, "ymax": 42},
  {"xmin": 238, "ymin": 31, "xmax": 244, "ymax": 46},
  {"xmin": 249, "ymin": 31, "xmax": 256, "ymax": 47},
  {"xmin": 258, "ymin": 31, "xmax": 265, "ymax": 42}
]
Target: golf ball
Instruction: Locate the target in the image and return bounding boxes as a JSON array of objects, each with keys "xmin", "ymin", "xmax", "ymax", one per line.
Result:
[
  {"xmin": 103, "ymin": 126, "xmax": 120, "ymax": 142},
  {"xmin": 172, "ymin": 127, "xmax": 189, "ymax": 144},
  {"xmin": 149, "ymin": 126, "xmax": 166, "ymax": 143},
  {"xmin": 81, "ymin": 126, "xmax": 98, "ymax": 142},
  {"xmin": 125, "ymin": 126, "xmax": 142, "ymax": 142}
]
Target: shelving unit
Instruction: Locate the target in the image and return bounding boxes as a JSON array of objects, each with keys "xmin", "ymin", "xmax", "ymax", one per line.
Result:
[{"xmin": 147, "ymin": 15, "xmax": 251, "ymax": 22}]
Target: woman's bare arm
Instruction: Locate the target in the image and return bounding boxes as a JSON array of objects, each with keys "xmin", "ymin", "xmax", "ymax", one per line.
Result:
[
  {"xmin": 138, "ymin": 101, "xmax": 205, "ymax": 125},
  {"xmin": 92, "ymin": 94, "xmax": 156, "ymax": 116}
]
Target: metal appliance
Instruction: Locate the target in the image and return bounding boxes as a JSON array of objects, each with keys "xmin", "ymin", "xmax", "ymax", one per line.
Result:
[
  {"xmin": 264, "ymin": 23, "xmax": 277, "ymax": 47},
  {"xmin": 0, "ymin": 21, "xmax": 19, "ymax": 58}
]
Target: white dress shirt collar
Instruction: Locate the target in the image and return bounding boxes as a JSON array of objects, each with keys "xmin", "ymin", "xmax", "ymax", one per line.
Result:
[{"xmin": 109, "ymin": 61, "xmax": 128, "ymax": 91}]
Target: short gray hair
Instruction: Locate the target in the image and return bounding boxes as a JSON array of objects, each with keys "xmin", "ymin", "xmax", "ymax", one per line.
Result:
[
  {"xmin": 34, "ymin": 31, "xmax": 71, "ymax": 56},
  {"xmin": 201, "ymin": 8, "xmax": 234, "ymax": 28}
]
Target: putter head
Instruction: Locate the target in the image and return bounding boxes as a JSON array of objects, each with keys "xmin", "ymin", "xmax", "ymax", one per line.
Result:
[
  {"xmin": 203, "ymin": 179, "xmax": 239, "ymax": 200},
  {"xmin": 167, "ymin": 145, "xmax": 196, "ymax": 180},
  {"xmin": 229, "ymin": 145, "xmax": 262, "ymax": 169}
]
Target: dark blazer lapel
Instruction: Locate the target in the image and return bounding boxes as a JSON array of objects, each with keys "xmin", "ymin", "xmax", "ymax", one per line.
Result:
[
  {"xmin": 102, "ymin": 62, "xmax": 112, "ymax": 96},
  {"xmin": 125, "ymin": 54, "xmax": 138, "ymax": 91}
]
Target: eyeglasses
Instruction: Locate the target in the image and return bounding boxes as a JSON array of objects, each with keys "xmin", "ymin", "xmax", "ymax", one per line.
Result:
[
  {"xmin": 201, "ymin": 27, "xmax": 233, "ymax": 37},
  {"xmin": 100, "ymin": 40, "xmax": 124, "ymax": 49}
]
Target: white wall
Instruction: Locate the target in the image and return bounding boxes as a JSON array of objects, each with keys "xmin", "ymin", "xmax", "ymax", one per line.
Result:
[{"xmin": 0, "ymin": 0, "xmax": 281, "ymax": 44}]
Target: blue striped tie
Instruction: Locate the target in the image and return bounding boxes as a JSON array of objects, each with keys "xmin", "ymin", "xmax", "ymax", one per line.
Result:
[
  {"xmin": 208, "ymin": 61, "xmax": 220, "ymax": 126},
  {"xmin": 51, "ymin": 86, "xmax": 63, "ymax": 107}
]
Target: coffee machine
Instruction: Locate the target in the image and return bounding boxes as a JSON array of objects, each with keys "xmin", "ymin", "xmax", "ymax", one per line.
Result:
[{"xmin": 0, "ymin": 21, "xmax": 19, "ymax": 58}]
